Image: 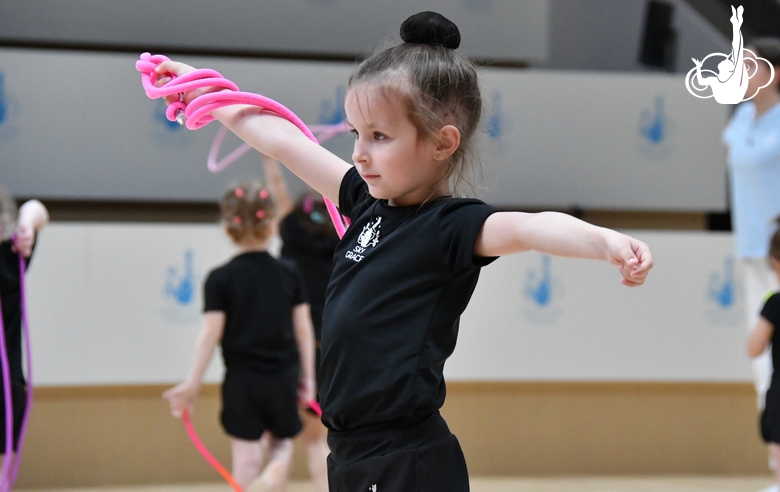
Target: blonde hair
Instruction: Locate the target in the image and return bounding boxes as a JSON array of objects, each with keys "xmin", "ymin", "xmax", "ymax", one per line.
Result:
[
  {"xmin": 220, "ymin": 182, "xmax": 276, "ymax": 244},
  {"xmin": 0, "ymin": 186, "xmax": 16, "ymax": 241}
]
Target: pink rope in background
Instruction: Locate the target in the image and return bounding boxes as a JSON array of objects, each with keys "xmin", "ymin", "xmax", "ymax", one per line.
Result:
[
  {"xmin": 0, "ymin": 235, "xmax": 33, "ymax": 492},
  {"xmin": 181, "ymin": 409, "xmax": 243, "ymax": 492},
  {"xmin": 207, "ymin": 121, "xmax": 349, "ymax": 173},
  {"xmin": 135, "ymin": 53, "xmax": 350, "ymax": 238}
]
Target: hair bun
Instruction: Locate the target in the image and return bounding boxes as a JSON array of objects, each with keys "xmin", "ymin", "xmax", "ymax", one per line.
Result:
[{"xmin": 400, "ymin": 11, "xmax": 461, "ymax": 49}]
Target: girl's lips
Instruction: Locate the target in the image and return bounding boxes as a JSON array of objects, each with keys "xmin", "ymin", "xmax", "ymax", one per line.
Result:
[{"xmin": 363, "ymin": 174, "xmax": 379, "ymax": 180}]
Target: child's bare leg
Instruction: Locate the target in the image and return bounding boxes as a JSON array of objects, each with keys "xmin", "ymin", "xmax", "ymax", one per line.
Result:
[
  {"xmin": 230, "ymin": 438, "xmax": 264, "ymax": 490},
  {"xmin": 300, "ymin": 411, "xmax": 329, "ymax": 492},
  {"xmin": 769, "ymin": 443, "xmax": 780, "ymax": 487},
  {"xmin": 247, "ymin": 435, "xmax": 294, "ymax": 492}
]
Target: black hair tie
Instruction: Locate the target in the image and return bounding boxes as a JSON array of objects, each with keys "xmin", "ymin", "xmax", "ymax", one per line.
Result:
[{"xmin": 400, "ymin": 11, "xmax": 461, "ymax": 50}]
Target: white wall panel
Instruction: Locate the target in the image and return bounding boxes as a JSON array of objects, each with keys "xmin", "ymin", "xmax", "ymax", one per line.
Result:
[{"xmin": 20, "ymin": 225, "xmax": 754, "ymax": 385}]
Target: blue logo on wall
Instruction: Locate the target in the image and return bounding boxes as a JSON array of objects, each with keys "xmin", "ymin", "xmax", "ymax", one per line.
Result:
[
  {"xmin": 0, "ymin": 71, "xmax": 21, "ymax": 143},
  {"xmin": 319, "ymin": 86, "xmax": 346, "ymax": 125},
  {"xmin": 164, "ymin": 249, "xmax": 196, "ymax": 305},
  {"xmin": 486, "ymin": 91, "xmax": 503, "ymax": 140},
  {"xmin": 636, "ymin": 95, "xmax": 676, "ymax": 159},
  {"xmin": 521, "ymin": 255, "xmax": 564, "ymax": 324},
  {"xmin": 705, "ymin": 256, "xmax": 743, "ymax": 325},
  {"xmin": 160, "ymin": 249, "xmax": 201, "ymax": 324}
]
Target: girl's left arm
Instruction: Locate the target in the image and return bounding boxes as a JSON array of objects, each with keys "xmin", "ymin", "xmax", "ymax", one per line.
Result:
[
  {"xmin": 474, "ymin": 211, "xmax": 653, "ymax": 287},
  {"xmin": 13, "ymin": 200, "xmax": 50, "ymax": 257},
  {"xmin": 292, "ymin": 303, "xmax": 316, "ymax": 404}
]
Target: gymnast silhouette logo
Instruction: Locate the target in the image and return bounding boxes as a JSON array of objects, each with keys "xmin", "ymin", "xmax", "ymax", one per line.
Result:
[
  {"xmin": 486, "ymin": 91, "xmax": 503, "ymax": 141},
  {"xmin": 319, "ymin": 86, "xmax": 346, "ymax": 125},
  {"xmin": 685, "ymin": 5, "xmax": 775, "ymax": 104},
  {"xmin": 708, "ymin": 256, "xmax": 737, "ymax": 309},
  {"xmin": 160, "ymin": 249, "xmax": 201, "ymax": 325},
  {"xmin": 164, "ymin": 249, "xmax": 197, "ymax": 306},
  {"xmin": 705, "ymin": 256, "xmax": 744, "ymax": 326},
  {"xmin": 0, "ymin": 71, "xmax": 20, "ymax": 143},
  {"xmin": 636, "ymin": 95, "xmax": 676, "ymax": 159},
  {"xmin": 639, "ymin": 96, "xmax": 666, "ymax": 145},
  {"xmin": 369, "ymin": 485, "xmax": 377, "ymax": 492},
  {"xmin": 346, "ymin": 217, "xmax": 381, "ymax": 263},
  {"xmin": 521, "ymin": 255, "xmax": 564, "ymax": 324}
]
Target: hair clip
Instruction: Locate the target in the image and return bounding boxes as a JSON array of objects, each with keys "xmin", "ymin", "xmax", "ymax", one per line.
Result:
[
  {"xmin": 259, "ymin": 189, "xmax": 269, "ymax": 199},
  {"xmin": 232, "ymin": 215, "xmax": 242, "ymax": 224},
  {"xmin": 310, "ymin": 210, "xmax": 326, "ymax": 224},
  {"xmin": 235, "ymin": 188, "xmax": 245, "ymax": 198},
  {"xmin": 303, "ymin": 195, "xmax": 315, "ymax": 214},
  {"xmin": 256, "ymin": 210, "xmax": 266, "ymax": 220}
]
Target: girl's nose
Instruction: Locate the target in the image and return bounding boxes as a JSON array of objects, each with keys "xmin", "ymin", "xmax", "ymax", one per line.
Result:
[{"xmin": 352, "ymin": 141, "xmax": 369, "ymax": 164}]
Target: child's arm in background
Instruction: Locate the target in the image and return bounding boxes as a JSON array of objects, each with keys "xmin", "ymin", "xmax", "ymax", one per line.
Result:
[
  {"xmin": 155, "ymin": 61, "xmax": 351, "ymax": 204},
  {"xmin": 292, "ymin": 304, "xmax": 316, "ymax": 405},
  {"xmin": 13, "ymin": 199, "xmax": 49, "ymax": 257},
  {"xmin": 263, "ymin": 155, "xmax": 293, "ymax": 218},
  {"xmin": 748, "ymin": 316, "xmax": 774, "ymax": 358},
  {"xmin": 474, "ymin": 211, "xmax": 653, "ymax": 287},
  {"xmin": 163, "ymin": 311, "xmax": 225, "ymax": 417}
]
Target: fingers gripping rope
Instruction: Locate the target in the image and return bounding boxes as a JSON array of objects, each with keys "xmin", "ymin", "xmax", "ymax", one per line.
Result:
[{"xmin": 135, "ymin": 53, "xmax": 350, "ymax": 238}]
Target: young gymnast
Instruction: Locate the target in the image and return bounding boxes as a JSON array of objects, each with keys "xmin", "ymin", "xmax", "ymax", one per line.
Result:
[
  {"xmin": 153, "ymin": 11, "xmax": 653, "ymax": 490},
  {"xmin": 0, "ymin": 188, "xmax": 48, "ymax": 472},
  {"xmin": 748, "ymin": 218, "xmax": 780, "ymax": 492},
  {"xmin": 163, "ymin": 183, "xmax": 316, "ymax": 492}
]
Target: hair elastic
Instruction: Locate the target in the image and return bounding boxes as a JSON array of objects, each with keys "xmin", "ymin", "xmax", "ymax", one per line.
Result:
[
  {"xmin": 232, "ymin": 216, "xmax": 242, "ymax": 225},
  {"xmin": 302, "ymin": 196, "xmax": 315, "ymax": 214},
  {"xmin": 234, "ymin": 188, "xmax": 244, "ymax": 198},
  {"xmin": 255, "ymin": 210, "xmax": 266, "ymax": 220},
  {"xmin": 259, "ymin": 190, "xmax": 269, "ymax": 200}
]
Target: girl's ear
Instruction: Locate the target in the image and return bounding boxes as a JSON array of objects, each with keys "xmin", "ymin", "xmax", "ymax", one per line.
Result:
[{"xmin": 436, "ymin": 125, "xmax": 461, "ymax": 159}]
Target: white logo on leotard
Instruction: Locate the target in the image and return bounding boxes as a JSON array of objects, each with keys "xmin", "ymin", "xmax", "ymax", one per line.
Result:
[
  {"xmin": 358, "ymin": 217, "xmax": 381, "ymax": 247},
  {"xmin": 369, "ymin": 486, "xmax": 377, "ymax": 492},
  {"xmin": 346, "ymin": 217, "xmax": 381, "ymax": 263}
]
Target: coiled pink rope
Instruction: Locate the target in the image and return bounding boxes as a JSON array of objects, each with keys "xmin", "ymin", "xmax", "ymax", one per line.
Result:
[
  {"xmin": 0, "ymin": 236, "xmax": 33, "ymax": 492},
  {"xmin": 135, "ymin": 53, "xmax": 350, "ymax": 238}
]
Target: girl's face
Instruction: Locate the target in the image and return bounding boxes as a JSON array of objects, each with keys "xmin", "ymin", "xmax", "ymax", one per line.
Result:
[{"xmin": 345, "ymin": 86, "xmax": 448, "ymax": 207}]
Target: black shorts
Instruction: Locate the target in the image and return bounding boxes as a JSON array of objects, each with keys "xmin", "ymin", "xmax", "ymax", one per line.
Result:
[
  {"xmin": 221, "ymin": 366, "xmax": 302, "ymax": 441},
  {"xmin": 0, "ymin": 381, "xmax": 26, "ymax": 453},
  {"xmin": 326, "ymin": 412, "xmax": 469, "ymax": 492}
]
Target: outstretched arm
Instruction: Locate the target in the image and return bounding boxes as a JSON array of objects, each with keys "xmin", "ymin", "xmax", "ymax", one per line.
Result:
[
  {"xmin": 13, "ymin": 199, "xmax": 49, "ymax": 257},
  {"xmin": 155, "ymin": 61, "xmax": 351, "ymax": 204},
  {"xmin": 162, "ymin": 311, "xmax": 225, "ymax": 417},
  {"xmin": 474, "ymin": 211, "xmax": 653, "ymax": 287}
]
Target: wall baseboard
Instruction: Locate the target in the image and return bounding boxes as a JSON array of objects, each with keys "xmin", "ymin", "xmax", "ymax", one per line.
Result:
[{"xmin": 15, "ymin": 381, "xmax": 767, "ymax": 487}]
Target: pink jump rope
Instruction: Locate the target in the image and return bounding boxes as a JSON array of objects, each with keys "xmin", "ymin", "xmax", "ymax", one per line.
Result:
[
  {"xmin": 0, "ymin": 234, "xmax": 33, "ymax": 492},
  {"xmin": 136, "ymin": 53, "xmax": 343, "ymax": 488}
]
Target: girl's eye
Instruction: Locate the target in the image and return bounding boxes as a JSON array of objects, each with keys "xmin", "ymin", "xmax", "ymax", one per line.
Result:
[
  {"xmin": 373, "ymin": 132, "xmax": 386, "ymax": 141},
  {"xmin": 349, "ymin": 129, "xmax": 359, "ymax": 139}
]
